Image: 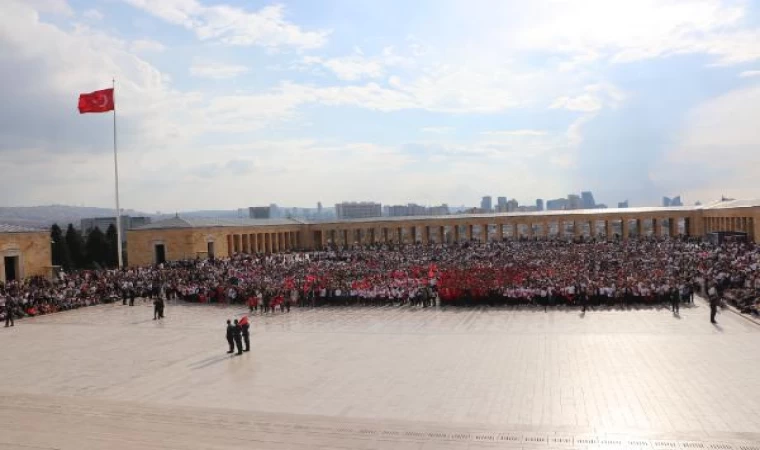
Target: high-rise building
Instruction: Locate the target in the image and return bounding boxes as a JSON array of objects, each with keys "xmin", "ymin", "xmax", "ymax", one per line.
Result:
[
  {"xmin": 480, "ymin": 196, "xmax": 493, "ymax": 212},
  {"xmin": 546, "ymin": 198, "xmax": 569, "ymax": 210},
  {"xmin": 248, "ymin": 206, "xmax": 271, "ymax": 219},
  {"xmin": 536, "ymin": 199, "xmax": 544, "ymax": 211},
  {"xmin": 335, "ymin": 202, "xmax": 382, "ymax": 219},
  {"xmin": 568, "ymin": 194, "xmax": 582, "ymax": 210},
  {"xmin": 428, "ymin": 204, "xmax": 450, "ymax": 216},
  {"xmin": 317, "ymin": 202, "xmax": 323, "ymax": 216},
  {"xmin": 662, "ymin": 196, "xmax": 672, "ymax": 207},
  {"xmin": 506, "ymin": 199, "xmax": 518, "ymax": 212},
  {"xmin": 388, "ymin": 203, "xmax": 450, "ymax": 217},
  {"xmin": 618, "ymin": 200, "xmax": 629, "ymax": 208},
  {"xmin": 581, "ymin": 191, "xmax": 596, "ymax": 209},
  {"xmin": 671, "ymin": 196, "xmax": 682, "ymax": 206},
  {"xmin": 497, "ymin": 197, "xmax": 508, "ymax": 212}
]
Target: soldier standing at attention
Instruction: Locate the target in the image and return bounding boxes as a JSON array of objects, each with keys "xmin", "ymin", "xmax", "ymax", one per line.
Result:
[
  {"xmin": 233, "ymin": 319, "xmax": 244, "ymax": 355},
  {"xmin": 226, "ymin": 320, "xmax": 235, "ymax": 354}
]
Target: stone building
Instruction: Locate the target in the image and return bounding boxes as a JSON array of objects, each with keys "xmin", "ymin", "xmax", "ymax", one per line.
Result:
[
  {"xmin": 127, "ymin": 199, "xmax": 760, "ymax": 266},
  {"xmin": 0, "ymin": 224, "xmax": 53, "ymax": 282}
]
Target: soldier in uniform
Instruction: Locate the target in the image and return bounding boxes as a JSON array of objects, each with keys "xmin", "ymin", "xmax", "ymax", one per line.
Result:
[
  {"xmin": 226, "ymin": 320, "xmax": 235, "ymax": 354},
  {"xmin": 4, "ymin": 297, "xmax": 14, "ymax": 327},
  {"xmin": 233, "ymin": 319, "xmax": 244, "ymax": 355}
]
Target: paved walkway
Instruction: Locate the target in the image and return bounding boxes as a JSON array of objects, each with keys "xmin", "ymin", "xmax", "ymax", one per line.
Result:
[{"xmin": 1, "ymin": 300, "xmax": 759, "ymax": 449}]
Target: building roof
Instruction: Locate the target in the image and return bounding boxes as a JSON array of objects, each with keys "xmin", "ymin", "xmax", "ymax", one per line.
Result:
[
  {"xmin": 0, "ymin": 223, "xmax": 46, "ymax": 233},
  {"xmin": 133, "ymin": 216, "xmax": 304, "ymax": 230}
]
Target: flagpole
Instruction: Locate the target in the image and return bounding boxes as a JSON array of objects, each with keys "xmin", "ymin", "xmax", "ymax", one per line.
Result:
[{"xmin": 112, "ymin": 78, "xmax": 123, "ymax": 268}]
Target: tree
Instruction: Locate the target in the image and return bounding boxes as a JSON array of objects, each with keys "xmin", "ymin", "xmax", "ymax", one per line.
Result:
[
  {"xmin": 105, "ymin": 224, "xmax": 119, "ymax": 268},
  {"xmin": 51, "ymin": 224, "xmax": 73, "ymax": 270},
  {"xmin": 85, "ymin": 227, "xmax": 107, "ymax": 268},
  {"xmin": 65, "ymin": 224, "xmax": 85, "ymax": 269}
]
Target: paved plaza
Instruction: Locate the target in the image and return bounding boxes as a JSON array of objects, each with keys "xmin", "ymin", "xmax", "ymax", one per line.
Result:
[{"xmin": 1, "ymin": 300, "xmax": 760, "ymax": 449}]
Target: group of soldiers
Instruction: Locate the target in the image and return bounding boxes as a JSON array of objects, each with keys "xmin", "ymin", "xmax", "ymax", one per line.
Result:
[{"xmin": 225, "ymin": 316, "xmax": 250, "ymax": 355}]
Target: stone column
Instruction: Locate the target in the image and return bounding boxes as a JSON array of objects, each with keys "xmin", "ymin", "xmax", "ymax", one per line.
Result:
[
  {"xmin": 574, "ymin": 220, "xmax": 582, "ymax": 238},
  {"xmin": 453, "ymin": 225, "xmax": 460, "ymax": 242},
  {"xmin": 635, "ymin": 219, "xmax": 642, "ymax": 237},
  {"xmin": 439, "ymin": 225, "xmax": 446, "ymax": 243},
  {"xmin": 241, "ymin": 234, "xmax": 249, "ymax": 253},
  {"xmin": 606, "ymin": 219, "xmax": 614, "ymax": 240},
  {"xmin": 226, "ymin": 235, "xmax": 233, "ymax": 256},
  {"xmin": 526, "ymin": 223, "xmax": 534, "ymax": 238},
  {"xmin": 497, "ymin": 223, "xmax": 505, "ymax": 241},
  {"xmin": 466, "ymin": 224, "xmax": 473, "ymax": 241},
  {"xmin": 423, "ymin": 226, "xmax": 430, "ymax": 244},
  {"xmin": 382, "ymin": 227, "xmax": 389, "ymax": 243},
  {"xmin": 410, "ymin": 226, "xmax": 418, "ymax": 244},
  {"xmin": 653, "ymin": 219, "xmax": 661, "ymax": 238},
  {"xmin": 684, "ymin": 218, "xmax": 692, "ymax": 236},
  {"xmin": 621, "ymin": 218, "xmax": 629, "ymax": 240},
  {"xmin": 669, "ymin": 218, "xmax": 678, "ymax": 237}
]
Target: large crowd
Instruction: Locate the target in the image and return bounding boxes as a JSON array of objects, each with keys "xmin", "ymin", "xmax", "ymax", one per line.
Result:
[{"xmin": 3, "ymin": 238, "xmax": 760, "ymax": 326}]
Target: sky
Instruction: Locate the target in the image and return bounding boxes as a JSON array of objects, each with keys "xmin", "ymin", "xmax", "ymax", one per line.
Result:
[{"xmin": 2, "ymin": 0, "xmax": 760, "ymax": 212}]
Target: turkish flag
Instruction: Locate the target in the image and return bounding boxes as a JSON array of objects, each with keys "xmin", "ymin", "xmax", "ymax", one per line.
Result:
[{"xmin": 78, "ymin": 88, "xmax": 114, "ymax": 114}]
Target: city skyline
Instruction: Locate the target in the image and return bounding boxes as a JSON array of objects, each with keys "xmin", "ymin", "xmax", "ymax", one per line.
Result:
[{"xmin": 2, "ymin": 0, "xmax": 760, "ymax": 212}]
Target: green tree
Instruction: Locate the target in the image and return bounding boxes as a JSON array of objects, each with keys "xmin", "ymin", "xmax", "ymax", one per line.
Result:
[
  {"xmin": 65, "ymin": 224, "xmax": 85, "ymax": 269},
  {"xmin": 85, "ymin": 227, "xmax": 107, "ymax": 268},
  {"xmin": 51, "ymin": 223, "xmax": 73, "ymax": 270},
  {"xmin": 105, "ymin": 224, "xmax": 119, "ymax": 268}
]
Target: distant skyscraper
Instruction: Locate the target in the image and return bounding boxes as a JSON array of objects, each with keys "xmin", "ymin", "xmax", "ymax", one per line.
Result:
[
  {"xmin": 662, "ymin": 196, "xmax": 672, "ymax": 207},
  {"xmin": 506, "ymin": 199, "xmax": 518, "ymax": 212},
  {"xmin": 618, "ymin": 200, "xmax": 629, "ymax": 208},
  {"xmin": 317, "ymin": 202, "xmax": 323, "ymax": 215},
  {"xmin": 568, "ymin": 194, "xmax": 582, "ymax": 210},
  {"xmin": 481, "ymin": 196, "xmax": 493, "ymax": 212},
  {"xmin": 671, "ymin": 195, "xmax": 682, "ymax": 206},
  {"xmin": 335, "ymin": 202, "xmax": 382, "ymax": 219},
  {"xmin": 581, "ymin": 191, "xmax": 596, "ymax": 209},
  {"xmin": 497, "ymin": 197, "xmax": 508, "ymax": 212},
  {"xmin": 536, "ymin": 199, "xmax": 544, "ymax": 211},
  {"xmin": 546, "ymin": 198, "xmax": 568, "ymax": 210},
  {"xmin": 248, "ymin": 206, "xmax": 272, "ymax": 219}
]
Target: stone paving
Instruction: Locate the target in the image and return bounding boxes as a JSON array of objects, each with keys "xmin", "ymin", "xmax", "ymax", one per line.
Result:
[{"xmin": 1, "ymin": 300, "xmax": 759, "ymax": 449}]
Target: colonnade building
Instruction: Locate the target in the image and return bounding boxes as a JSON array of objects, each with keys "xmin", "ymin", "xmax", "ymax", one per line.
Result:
[{"xmin": 126, "ymin": 200, "xmax": 760, "ymax": 266}]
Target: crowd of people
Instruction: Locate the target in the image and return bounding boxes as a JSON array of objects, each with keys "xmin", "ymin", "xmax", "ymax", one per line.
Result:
[{"xmin": 3, "ymin": 237, "xmax": 760, "ymax": 327}]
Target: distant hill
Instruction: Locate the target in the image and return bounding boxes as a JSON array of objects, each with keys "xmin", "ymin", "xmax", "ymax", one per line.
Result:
[{"xmin": 0, "ymin": 205, "xmax": 149, "ymax": 229}]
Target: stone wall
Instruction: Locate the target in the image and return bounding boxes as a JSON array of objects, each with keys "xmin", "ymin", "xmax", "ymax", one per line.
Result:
[{"xmin": 0, "ymin": 231, "xmax": 52, "ymax": 281}]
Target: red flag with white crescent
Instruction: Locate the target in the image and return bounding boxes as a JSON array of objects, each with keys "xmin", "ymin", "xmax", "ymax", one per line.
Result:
[{"xmin": 78, "ymin": 88, "xmax": 114, "ymax": 114}]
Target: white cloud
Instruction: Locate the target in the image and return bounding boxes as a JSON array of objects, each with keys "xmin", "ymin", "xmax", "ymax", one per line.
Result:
[
  {"xmin": 190, "ymin": 61, "xmax": 249, "ymax": 79},
  {"xmin": 82, "ymin": 9, "xmax": 103, "ymax": 20},
  {"xmin": 550, "ymin": 94, "xmax": 602, "ymax": 112},
  {"xmin": 122, "ymin": 0, "xmax": 329, "ymax": 50},
  {"xmin": 739, "ymin": 70, "xmax": 760, "ymax": 78},
  {"xmin": 446, "ymin": 0, "xmax": 760, "ymax": 67},
  {"xmin": 300, "ymin": 47, "xmax": 412, "ymax": 81},
  {"xmin": 421, "ymin": 127, "xmax": 453, "ymax": 134},
  {"xmin": 130, "ymin": 39, "xmax": 166, "ymax": 53},
  {"xmin": 653, "ymin": 85, "xmax": 760, "ymax": 201},
  {"xmin": 481, "ymin": 130, "xmax": 547, "ymax": 137},
  {"xmin": 550, "ymin": 83, "xmax": 626, "ymax": 112}
]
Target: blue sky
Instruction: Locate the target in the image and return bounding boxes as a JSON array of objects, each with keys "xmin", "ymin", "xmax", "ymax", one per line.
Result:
[{"xmin": 2, "ymin": 0, "xmax": 760, "ymax": 212}]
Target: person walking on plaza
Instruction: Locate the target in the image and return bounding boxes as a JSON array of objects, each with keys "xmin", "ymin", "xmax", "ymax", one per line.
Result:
[
  {"xmin": 709, "ymin": 293, "xmax": 720, "ymax": 324},
  {"xmin": 240, "ymin": 316, "xmax": 251, "ymax": 352},
  {"xmin": 233, "ymin": 319, "xmax": 244, "ymax": 355},
  {"xmin": 4, "ymin": 297, "xmax": 14, "ymax": 327},
  {"xmin": 226, "ymin": 320, "xmax": 235, "ymax": 354}
]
